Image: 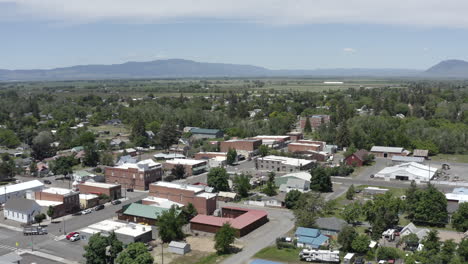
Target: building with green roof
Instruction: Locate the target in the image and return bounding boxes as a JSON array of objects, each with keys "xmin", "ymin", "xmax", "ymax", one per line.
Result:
[{"xmin": 117, "ymin": 202, "xmax": 178, "ymax": 225}]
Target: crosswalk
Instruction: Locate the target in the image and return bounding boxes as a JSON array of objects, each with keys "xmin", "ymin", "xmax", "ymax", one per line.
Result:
[{"xmin": 0, "ymin": 243, "xmax": 18, "ymax": 251}]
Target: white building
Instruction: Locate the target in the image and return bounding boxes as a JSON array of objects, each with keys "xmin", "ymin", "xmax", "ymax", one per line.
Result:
[
  {"xmin": 375, "ymin": 162, "xmax": 438, "ymax": 182},
  {"xmin": 0, "ymin": 180, "xmax": 44, "ymax": 204},
  {"xmin": 4, "ymin": 197, "xmax": 41, "ymax": 224},
  {"xmin": 168, "ymin": 241, "xmax": 191, "ymax": 255},
  {"xmin": 80, "ymin": 219, "xmax": 152, "ymax": 244},
  {"xmin": 445, "ymin": 188, "xmax": 468, "ymax": 203},
  {"xmin": 256, "ymin": 155, "xmax": 315, "ymax": 172}
]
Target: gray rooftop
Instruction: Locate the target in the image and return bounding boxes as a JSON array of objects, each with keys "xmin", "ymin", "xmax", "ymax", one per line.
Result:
[
  {"xmin": 4, "ymin": 197, "xmax": 40, "ymax": 212},
  {"xmin": 315, "ymin": 217, "xmax": 347, "ymax": 232}
]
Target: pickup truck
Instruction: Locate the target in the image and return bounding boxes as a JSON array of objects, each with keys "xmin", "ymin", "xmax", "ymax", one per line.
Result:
[{"xmin": 23, "ymin": 226, "xmax": 48, "ymax": 236}]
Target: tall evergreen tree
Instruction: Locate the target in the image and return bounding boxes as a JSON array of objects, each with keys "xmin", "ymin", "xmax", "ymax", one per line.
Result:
[
  {"xmin": 303, "ymin": 117, "xmax": 312, "ymax": 133},
  {"xmin": 335, "ymin": 121, "xmax": 350, "ymax": 148}
]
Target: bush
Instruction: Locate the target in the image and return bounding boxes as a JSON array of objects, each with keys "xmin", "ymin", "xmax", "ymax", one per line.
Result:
[{"xmin": 276, "ymin": 238, "xmax": 296, "ymax": 249}]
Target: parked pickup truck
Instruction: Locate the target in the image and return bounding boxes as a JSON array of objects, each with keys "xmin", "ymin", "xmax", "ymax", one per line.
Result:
[{"xmin": 23, "ymin": 226, "xmax": 48, "ymax": 235}]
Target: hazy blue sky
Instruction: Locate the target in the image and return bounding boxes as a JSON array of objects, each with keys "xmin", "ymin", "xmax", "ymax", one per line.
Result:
[{"xmin": 1, "ymin": 0, "xmax": 468, "ymax": 70}]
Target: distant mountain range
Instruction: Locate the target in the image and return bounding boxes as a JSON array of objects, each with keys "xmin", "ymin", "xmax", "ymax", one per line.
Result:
[{"xmin": 0, "ymin": 58, "xmax": 467, "ymax": 81}]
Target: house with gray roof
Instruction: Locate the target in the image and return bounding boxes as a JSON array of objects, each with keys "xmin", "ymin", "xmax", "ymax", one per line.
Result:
[
  {"xmin": 4, "ymin": 197, "xmax": 41, "ymax": 224},
  {"xmin": 315, "ymin": 217, "xmax": 348, "ymax": 237}
]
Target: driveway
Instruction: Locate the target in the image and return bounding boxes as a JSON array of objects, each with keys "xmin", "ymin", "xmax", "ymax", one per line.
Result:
[{"xmin": 220, "ymin": 203, "xmax": 295, "ymax": 264}]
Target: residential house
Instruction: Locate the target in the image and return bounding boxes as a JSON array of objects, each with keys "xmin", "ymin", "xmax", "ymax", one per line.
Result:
[
  {"xmin": 315, "ymin": 217, "xmax": 347, "ymax": 237},
  {"xmin": 295, "ymin": 227, "xmax": 329, "ymax": 249},
  {"xmin": 400, "ymin": 223, "xmax": 430, "ymax": 241},
  {"xmin": 4, "ymin": 197, "xmax": 41, "ymax": 224}
]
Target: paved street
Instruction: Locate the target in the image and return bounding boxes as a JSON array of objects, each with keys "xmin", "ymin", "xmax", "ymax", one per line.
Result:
[{"xmin": 0, "ymin": 190, "xmax": 147, "ymax": 263}]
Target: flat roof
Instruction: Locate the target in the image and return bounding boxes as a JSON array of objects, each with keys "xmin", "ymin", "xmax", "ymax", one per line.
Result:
[
  {"xmin": 254, "ymin": 135, "xmax": 290, "ymax": 140},
  {"xmin": 142, "ymin": 196, "xmax": 183, "ymax": 209},
  {"xmin": 80, "ymin": 182, "xmax": 120, "ymax": 189},
  {"xmin": 165, "ymin": 159, "xmax": 206, "ymax": 166},
  {"xmin": 196, "ymin": 192, "xmax": 217, "ymax": 199},
  {"xmin": 88, "ymin": 219, "xmax": 128, "ymax": 232},
  {"xmin": 260, "ymin": 155, "xmax": 314, "ymax": 166},
  {"xmin": 114, "ymin": 223, "xmax": 151, "ymax": 237},
  {"xmin": 289, "ymin": 142, "xmax": 322, "ymax": 147},
  {"xmin": 224, "ymin": 139, "xmax": 260, "ymax": 143},
  {"xmin": 79, "ymin": 194, "xmax": 99, "ymax": 200},
  {"xmin": 42, "ymin": 187, "xmax": 76, "ymax": 196},
  {"xmin": 35, "ymin": 200, "xmax": 63, "ymax": 207},
  {"xmin": 115, "ymin": 159, "xmax": 161, "ymax": 171},
  {"xmin": 392, "ymin": 156, "xmax": 425, "ymax": 163},
  {"xmin": 371, "ymin": 146, "xmax": 404, "ymax": 153},
  {"xmin": 152, "ymin": 181, "xmax": 205, "ymax": 193}
]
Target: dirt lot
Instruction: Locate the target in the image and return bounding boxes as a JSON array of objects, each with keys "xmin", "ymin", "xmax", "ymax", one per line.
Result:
[{"xmin": 151, "ymin": 235, "xmax": 220, "ymax": 264}]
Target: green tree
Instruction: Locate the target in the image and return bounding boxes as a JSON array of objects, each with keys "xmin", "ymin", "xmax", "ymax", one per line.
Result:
[
  {"xmin": 401, "ymin": 233, "xmax": 420, "ymax": 251},
  {"xmin": 115, "ymin": 242, "xmax": 153, "ymax": 264},
  {"xmin": 100, "ymin": 152, "xmax": 114, "ymax": 166},
  {"xmin": 171, "ymin": 164, "xmax": 186, "ymax": 179},
  {"xmin": 207, "ymin": 167, "xmax": 230, "ymax": 192},
  {"xmin": 157, "ymin": 121, "xmax": 179, "ymax": 151},
  {"xmin": 338, "ymin": 226, "xmax": 357, "ymax": 252},
  {"xmin": 47, "ymin": 205, "xmax": 55, "ymax": 218},
  {"xmin": 51, "ymin": 156, "xmax": 75, "ymax": 176},
  {"xmin": 341, "ymin": 202, "xmax": 361, "ymax": 225},
  {"xmin": 262, "ymin": 172, "xmax": 277, "ymax": 196},
  {"xmin": 352, "ymin": 234, "xmax": 370, "ymax": 254},
  {"xmin": 156, "ymin": 205, "xmax": 184, "ymax": 243},
  {"xmin": 346, "ymin": 184, "xmax": 355, "ymax": 200},
  {"xmin": 31, "ymin": 131, "xmax": 55, "ymax": 160},
  {"xmin": 83, "ymin": 233, "xmax": 108, "ymax": 264},
  {"xmin": 215, "ymin": 223, "xmax": 236, "ymax": 255},
  {"xmin": 310, "ymin": 166, "xmax": 333, "ymax": 192},
  {"xmin": 130, "ymin": 117, "xmax": 148, "ymax": 147},
  {"xmin": 405, "ymin": 180, "xmax": 418, "ymax": 219},
  {"xmin": 258, "ymin": 145, "xmax": 269, "ymax": 157},
  {"xmin": 376, "ymin": 247, "xmax": 401, "ymax": 261},
  {"xmin": 458, "ymin": 238, "xmax": 468, "ymax": 262},
  {"xmin": 34, "ymin": 213, "xmax": 46, "ymax": 226},
  {"xmin": 451, "ymin": 202, "xmax": 468, "ymax": 232},
  {"xmin": 226, "ymin": 148, "xmax": 237, "ymax": 165},
  {"xmin": 0, "ymin": 129, "xmax": 20, "ymax": 148},
  {"xmin": 29, "ymin": 161, "xmax": 38, "ymax": 177},
  {"xmin": 0, "ymin": 160, "xmax": 15, "ymax": 180},
  {"xmin": 285, "ymin": 190, "xmax": 302, "ymax": 209},
  {"xmin": 440, "ymin": 239, "xmax": 457, "ymax": 264},
  {"xmin": 232, "ymin": 173, "xmax": 251, "ymax": 198},
  {"xmin": 335, "ymin": 121, "xmax": 350, "ymax": 148},
  {"xmin": 83, "ymin": 144, "xmax": 99, "ymax": 167},
  {"xmin": 421, "ymin": 229, "xmax": 441, "ymax": 258},
  {"xmin": 107, "ymin": 232, "xmax": 123, "ymax": 264},
  {"xmin": 363, "ymin": 192, "xmax": 401, "ymax": 240},
  {"xmin": 412, "ymin": 184, "xmax": 448, "ymax": 227},
  {"xmin": 293, "ymin": 192, "xmax": 325, "ymax": 228},
  {"xmin": 303, "ymin": 117, "xmax": 312, "ymax": 133},
  {"xmin": 181, "ymin": 203, "xmax": 198, "ymax": 224}
]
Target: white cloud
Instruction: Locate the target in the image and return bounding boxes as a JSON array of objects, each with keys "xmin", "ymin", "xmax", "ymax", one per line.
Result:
[
  {"xmin": 343, "ymin": 48, "xmax": 357, "ymax": 53},
  {"xmin": 1, "ymin": 0, "xmax": 468, "ymax": 28}
]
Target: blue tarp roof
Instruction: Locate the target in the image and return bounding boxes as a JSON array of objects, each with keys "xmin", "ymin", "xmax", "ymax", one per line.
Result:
[
  {"xmin": 453, "ymin": 187, "xmax": 468, "ymax": 195},
  {"xmin": 295, "ymin": 227, "xmax": 321, "ymax": 238}
]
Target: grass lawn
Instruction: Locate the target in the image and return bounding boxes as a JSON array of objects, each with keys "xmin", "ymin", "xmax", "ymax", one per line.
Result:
[
  {"xmin": 431, "ymin": 154, "xmax": 468, "ymax": 163},
  {"xmin": 254, "ymin": 246, "xmax": 302, "ymax": 264}
]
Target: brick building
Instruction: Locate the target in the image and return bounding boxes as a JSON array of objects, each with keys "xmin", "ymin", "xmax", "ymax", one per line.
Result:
[
  {"xmin": 219, "ymin": 139, "xmax": 262, "ymax": 157},
  {"xmin": 288, "ymin": 140, "xmax": 326, "ymax": 153},
  {"xmin": 252, "ymin": 135, "xmax": 291, "ymax": 149},
  {"xmin": 300, "ymin": 115, "xmax": 331, "ymax": 131},
  {"xmin": 256, "ymin": 155, "xmax": 315, "ymax": 172},
  {"xmin": 163, "ymin": 159, "xmax": 207, "ymax": 176},
  {"xmin": 190, "ymin": 206, "xmax": 268, "ymax": 237},
  {"xmin": 33, "ymin": 187, "xmax": 80, "ymax": 218},
  {"xmin": 286, "ymin": 132, "xmax": 304, "ymax": 142},
  {"xmin": 149, "ymin": 182, "xmax": 217, "ymax": 215},
  {"xmin": 78, "ymin": 182, "xmax": 122, "ymax": 200},
  {"xmin": 105, "ymin": 159, "xmax": 162, "ymax": 191}
]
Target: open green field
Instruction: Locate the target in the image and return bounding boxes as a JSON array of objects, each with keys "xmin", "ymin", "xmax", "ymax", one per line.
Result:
[
  {"xmin": 431, "ymin": 154, "xmax": 468, "ymax": 163},
  {"xmin": 254, "ymin": 246, "xmax": 303, "ymax": 263}
]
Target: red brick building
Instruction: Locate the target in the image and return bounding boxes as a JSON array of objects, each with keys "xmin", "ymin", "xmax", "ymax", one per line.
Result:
[
  {"xmin": 33, "ymin": 187, "xmax": 80, "ymax": 218},
  {"xmin": 163, "ymin": 159, "xmax": 207, "ymax": 176},
  {"xmin": 219, "ymin": 139, "xmax": 262, "ymax": 156},
  {"xmin": 344, "ymin": 149, "xmax": 369, "ymax": 167},
  {"xmin": 105, "ymin": 159, "xmax": 162, "ymax": 191},
  {"xmin": 190, "ymin": 206, "xmax": 268, "ymax": 237},
  {"xmin": 286, "ymin": 132, "xmax": 304, "ymax": 142},
  {"xmin": 78, "ymin": 182, "xmax": 122, "ymax": 200},
  {"xmin": 300, "ymin": 115, "xmax": 331, "ymax": 131},
  {"xmin": 288, "ymin": 140, "xmax": 326, "ymax": 153},
  {"xmin": 149, "ymin": 182, "xmax": 217, "ymax": 215}
]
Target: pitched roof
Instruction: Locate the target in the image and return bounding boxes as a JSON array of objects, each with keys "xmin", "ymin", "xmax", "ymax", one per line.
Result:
[
  {"xmin": 122, "ymin": 203, "xmax": 169, "ymax": 220},
  {"xmin": 315, "ymin": 217, "xmax": 347, "ymax": 232},
  {"xmin": 370, "ymin": 146, "xmax": 404, "ymax": 153},
  {"xmin": 190, "ymin": 207, "xmax": 267, "ymax": 229},
  {"xmin": 4, "ymin": 197, "xmax": 40, "ymax": 212},
  {"xmin": 190, "ymin": 128, "xmax": 222, "ymax": 135},
  {"xmin": 352, "ymin": 149, "xmax": 369, "ymax": 161},
  {"xmin": 413, "ymin": 149, "xmax": 429, "ymax": 157},
  {"xmin": 295, "ymin": 227, "xmax": 321, "ymax": 238}
]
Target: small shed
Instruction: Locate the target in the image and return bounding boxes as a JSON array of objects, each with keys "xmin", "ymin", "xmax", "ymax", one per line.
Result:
[
  {"xmin": 343, "ymin": 253, "xmax": 355, "ymax": 264},
  {"xmin": 413, "ymin": 149, "xmax": 429, "ymax": 158},
  {"xmin": 168, "ymin": 241, "xmax": 191, "ymax": 255}
]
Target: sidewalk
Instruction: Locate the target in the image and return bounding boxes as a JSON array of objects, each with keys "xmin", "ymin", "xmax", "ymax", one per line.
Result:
[{"xmin": 19, "ymin": 249, "xmax": 80, "ymax": 264}]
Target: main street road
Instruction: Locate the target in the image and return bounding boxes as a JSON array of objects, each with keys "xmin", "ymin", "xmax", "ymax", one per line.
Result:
[{"xmin": 0, "ymin": 191, "xmax": 147, "ymax": 263}]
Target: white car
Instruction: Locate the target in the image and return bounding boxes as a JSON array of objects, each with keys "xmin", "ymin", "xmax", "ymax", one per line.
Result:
[
  {"xmin": 70, "ymin": 234, "xmax": 80, "ymax": 242},
  {"xmin": 81, "ymin": 209, "xmax": 92, "ymax": 215}
]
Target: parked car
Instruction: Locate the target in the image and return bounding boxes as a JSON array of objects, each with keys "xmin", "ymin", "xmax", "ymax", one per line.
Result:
[
  {"xmin": 70, "ymin": 233, "xmax": 80, "ymax": 242},
  {"xmin": 66, "ymin": 232, "xmax": 79, "ymax": 240},
  {"xmin": 111, "ymin": 200, "xmax": 122, "ymax": 205},
  {"xmin": 81, "ymin": 209, "xmax": 92, "ymax": 215},
  {"xmin": 72, "ymin": 212, "xmax": 82, "ymax": 216},
  {"xmin": 94, "ymin": 204, "xmax": 105, "ymax": 211},
  {"xmin": 126, "ymin": 188, "xmax": 134, "ymax": 192},
  {"xmin": 355, "ymin": 257, "xmax": 365, "ymax": 264},
  {"xmin": 43, "ymin": 180, "xmax": 52, "ymax": 184}
]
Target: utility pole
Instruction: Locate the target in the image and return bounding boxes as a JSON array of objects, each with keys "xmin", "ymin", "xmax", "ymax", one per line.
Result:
[
  {"xmin": 161, "ymin": 242, "xmax": 164, "ymax": 264},
  {"xmin": 63, "ymin": 216, "xmax": 66, "ymax": 235}
]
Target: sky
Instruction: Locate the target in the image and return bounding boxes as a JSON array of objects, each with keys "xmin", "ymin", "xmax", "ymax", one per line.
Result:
[{"xmin": 1, "ymin": 0, "xmax": 468, "ymax": 70}]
